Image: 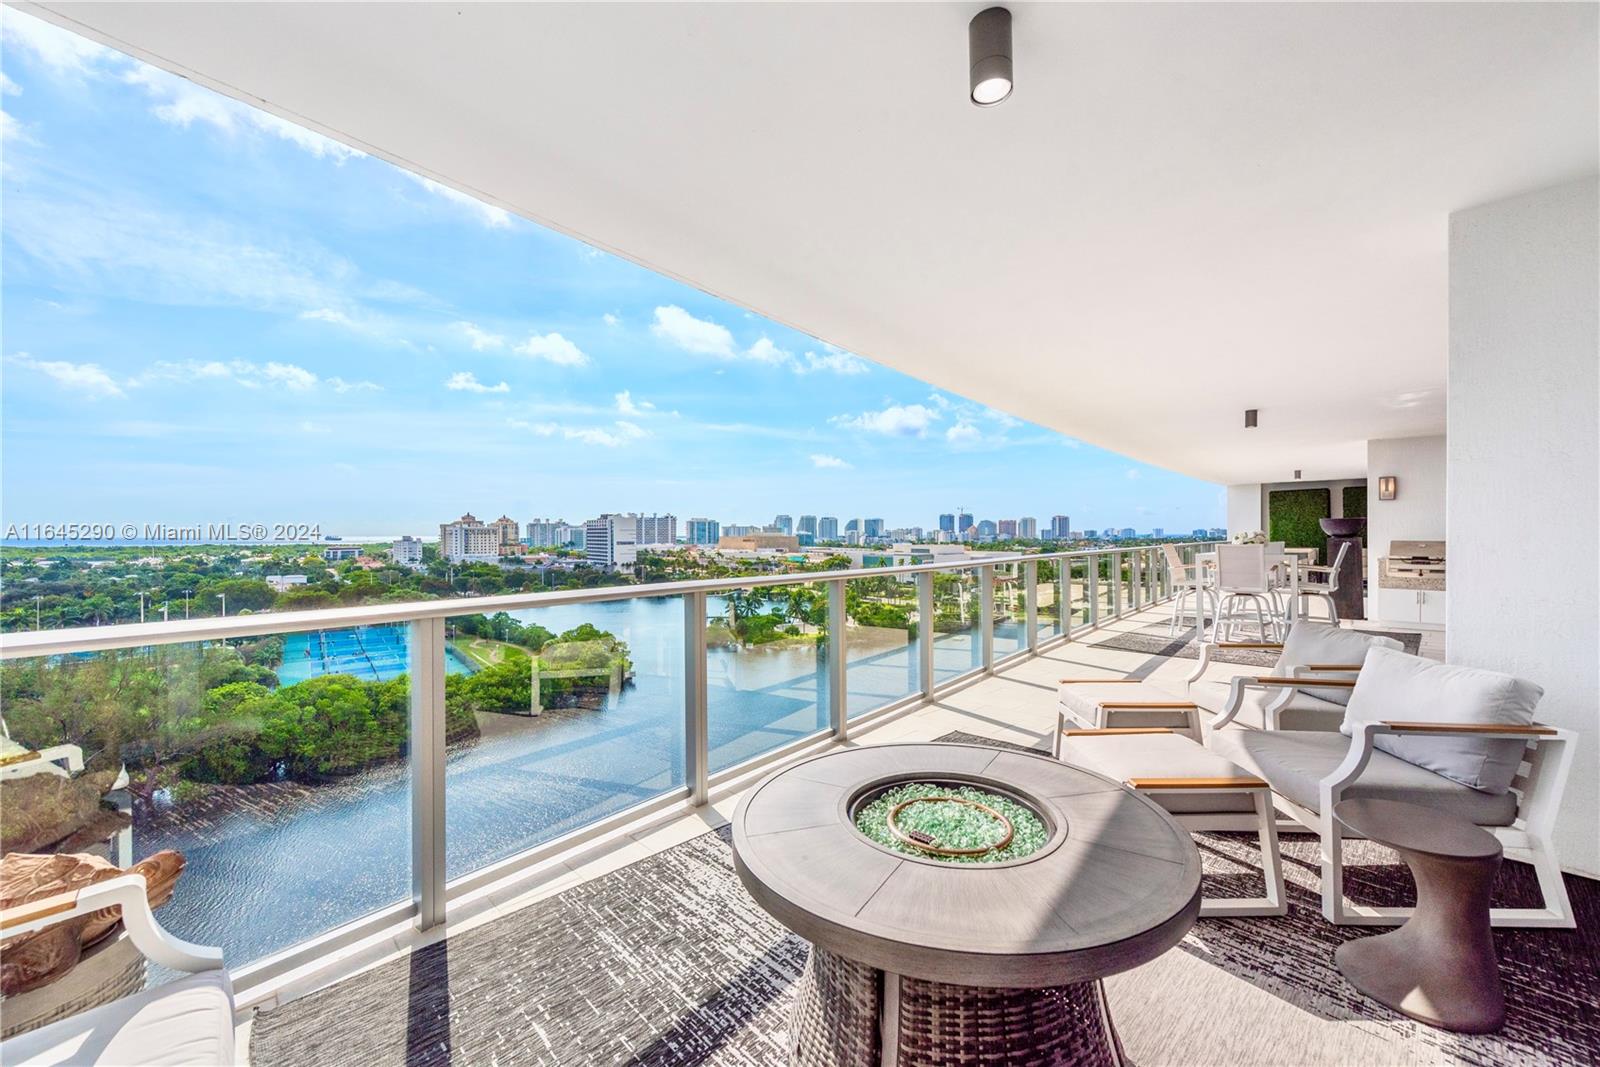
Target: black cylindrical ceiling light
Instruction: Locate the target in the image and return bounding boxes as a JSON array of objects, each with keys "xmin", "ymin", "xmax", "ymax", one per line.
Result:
[{"xmin": 968, "ymin": 7, "xmax": 1013, "ymax": 106}]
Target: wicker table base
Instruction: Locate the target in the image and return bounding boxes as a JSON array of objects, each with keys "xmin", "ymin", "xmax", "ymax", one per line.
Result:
[{"xmin": 787, "ymin": 945, "xmax": 1123, "ymax": 1067}]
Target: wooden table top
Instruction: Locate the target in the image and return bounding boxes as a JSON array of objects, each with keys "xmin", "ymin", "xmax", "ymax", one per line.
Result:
[{"xmin": 731, "ymin": 743, "xmax": 1201, "ymax": 988}]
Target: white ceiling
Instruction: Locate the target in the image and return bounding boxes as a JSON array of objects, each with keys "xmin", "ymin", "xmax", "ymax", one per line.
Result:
[{"xmin": 20, "ymin": 2, "xmax": 1599, "ymax": 484}]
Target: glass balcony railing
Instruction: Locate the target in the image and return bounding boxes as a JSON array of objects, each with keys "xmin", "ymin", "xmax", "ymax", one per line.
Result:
[{"xmin": 0, "ymin": 542, "xmax": 1218, "ymax": 1004}]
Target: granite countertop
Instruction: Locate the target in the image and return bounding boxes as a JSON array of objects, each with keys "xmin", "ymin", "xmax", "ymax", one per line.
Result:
[{"xmin": 1378, "ymin": 559, "xmax": 1446, "ymax": 591}]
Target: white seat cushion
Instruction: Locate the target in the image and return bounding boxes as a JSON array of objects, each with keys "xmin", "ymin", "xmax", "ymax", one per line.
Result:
[
  {"xmin": 1062, "ymin": 732, "xmax": 1259, "ymax": 814},
  {"xmin": 1, "ymin": 970, "xmax": 235, "ymax": 1066},
  {"xmin": 1341, "ymin": 646, "xmax": 1542, "ymax": 794},
  {"xmin": 1209, "ymin": 728, "xmax": 1520, "ymax": 826},
  {"xmin": 1057, "ymin": 680, "xmax": 1195, "ymax": 733}
]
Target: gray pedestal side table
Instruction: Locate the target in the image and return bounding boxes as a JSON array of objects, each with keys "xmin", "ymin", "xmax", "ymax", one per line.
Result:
[
  {"xmin": 1333, "ymin": 798, "xmax": 1506, "ymax": 1033},
  {"xmin": 732, "ymin": 743, "xmax": 1202, "ymax": 1067}
]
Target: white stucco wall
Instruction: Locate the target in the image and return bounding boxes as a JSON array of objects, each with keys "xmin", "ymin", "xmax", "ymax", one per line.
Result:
[
  {"xmin": 1226, "ymin": 483, "xmax": 1262, "ymax": 534},
  {"xmin": 1366, "ymin": 434, "xmax": 1447, "ymax": 584},
  {"xmin": 1448, "ymin": 178, "xmax": 1598, "ymax": 877}
]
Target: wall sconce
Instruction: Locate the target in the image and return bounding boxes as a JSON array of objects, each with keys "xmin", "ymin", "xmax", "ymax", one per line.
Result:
[{"xmin": 1378, "ymin": 476, "xmax": 1398, "ymax": 501}]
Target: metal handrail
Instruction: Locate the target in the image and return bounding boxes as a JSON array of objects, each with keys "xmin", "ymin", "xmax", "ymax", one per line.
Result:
[{"xmin": 0, "ymin": 542, "xmax": 1218, "ymax": 658}]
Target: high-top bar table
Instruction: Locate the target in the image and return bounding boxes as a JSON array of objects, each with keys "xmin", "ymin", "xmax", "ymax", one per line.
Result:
[{"xmin": 732, "ymin": 744, "xmax": 1202, "ymax": 1067}]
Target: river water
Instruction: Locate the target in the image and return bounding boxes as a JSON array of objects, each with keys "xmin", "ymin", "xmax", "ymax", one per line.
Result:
[{"xmin": 135, "ymin": 594, "xmax": 1032, "ymax": 969}]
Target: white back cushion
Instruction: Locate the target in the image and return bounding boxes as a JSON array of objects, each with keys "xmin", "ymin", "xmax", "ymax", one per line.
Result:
[
  {"xmin": 1275, "ymin": 624, "xmax": 1403, "ymax": 706},
  {"xmin": 1341, "ymin": 646, "xmax": 1542, "ymax": 794}
]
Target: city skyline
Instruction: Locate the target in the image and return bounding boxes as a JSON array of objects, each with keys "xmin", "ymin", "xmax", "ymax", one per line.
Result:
[{"xmin": 0, "ymin": 10, "xmax": 1225, "ymax": 534}]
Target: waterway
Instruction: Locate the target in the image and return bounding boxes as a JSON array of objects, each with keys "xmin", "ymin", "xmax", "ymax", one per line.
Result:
[{"xmin": 134, "ymin": 594, "xmax": 1034, "ymax": 969}]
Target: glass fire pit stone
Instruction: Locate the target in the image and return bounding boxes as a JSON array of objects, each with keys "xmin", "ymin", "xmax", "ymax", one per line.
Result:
[{"xmin": 854, "ymin": 781, "xmax": 1049, "ymax": 864}]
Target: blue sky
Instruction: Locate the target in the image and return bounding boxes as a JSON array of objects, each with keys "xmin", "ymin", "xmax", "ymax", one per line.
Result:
[{"xmin": 0, "ymin": 10, "xmax": 1224, "ymax": 538}]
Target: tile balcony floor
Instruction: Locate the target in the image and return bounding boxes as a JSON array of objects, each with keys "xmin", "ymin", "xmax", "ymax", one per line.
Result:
[{"xmin": 236, "ymin": 607, "xmax": 1594, "ymax": 1067}]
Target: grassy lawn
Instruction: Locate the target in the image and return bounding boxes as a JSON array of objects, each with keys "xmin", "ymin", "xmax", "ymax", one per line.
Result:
[{"xmin": 450, "ymin": 636, "xmax": 529, "ymax": 670}]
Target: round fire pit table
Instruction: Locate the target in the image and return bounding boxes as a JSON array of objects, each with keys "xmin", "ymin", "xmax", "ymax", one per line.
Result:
[{"xmin": 732, "ymin": 743, "xmax": 1202, "ymax": 1067}]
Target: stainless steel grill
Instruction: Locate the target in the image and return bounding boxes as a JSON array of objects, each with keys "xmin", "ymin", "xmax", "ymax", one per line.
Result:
[{"xmin": 1387, "ymin": 539, "xmax": 1446, "ymax": 577}]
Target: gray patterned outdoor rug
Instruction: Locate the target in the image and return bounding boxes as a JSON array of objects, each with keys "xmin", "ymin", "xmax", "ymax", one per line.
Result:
[
  {"xmin": 249, "ymin": 732, "xmax": 1597, "ymax": 1067},
  {"xmin": 1091, "ymin": 623, "xmax": 1422, "ymax": 665}
]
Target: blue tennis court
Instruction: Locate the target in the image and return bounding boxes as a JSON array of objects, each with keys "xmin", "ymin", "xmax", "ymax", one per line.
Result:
[{"xmin": 277, "ymin": 626, "xmax": 474, "ymax": 684}]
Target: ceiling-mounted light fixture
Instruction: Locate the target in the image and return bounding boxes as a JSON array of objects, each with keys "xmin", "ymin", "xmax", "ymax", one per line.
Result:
[
  {"xmin": 1244, "ymin": 409, "xmax": 1259, "ymax": 429},
  {"xmin": 968, "ymin": 7, "xmax": 1013, "ymax": 106}
]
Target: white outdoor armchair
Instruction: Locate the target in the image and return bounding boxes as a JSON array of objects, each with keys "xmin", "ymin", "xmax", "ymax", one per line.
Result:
[
  {"xmin": 0, "ymin": 874, "xmax": 234, "ymax": 1066},
  {"xmin": 1207, "ymin": 646, "xmax": 1576, "ymax": 929}
]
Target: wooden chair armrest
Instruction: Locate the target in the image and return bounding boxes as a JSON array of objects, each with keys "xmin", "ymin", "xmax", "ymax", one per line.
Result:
[
  {"xmin": 1095, "ymin": 701, "xmax": 1198, "ymax": 710},
  {"xmin": 1251, "ymin": 677, "xmax": 1358, "ymax": 688},
  {"xmin": 1063, "ymin": 727, "xmax": 1175, "ymax": 736},
  {"xmin": 1378, "ymin": 720, "xmax": 1558, "ymax": 736},
  {"xmin": 1126, "ymin": 776, "xmax": 1268, "ymax": 790},
  {"xmin": 0, "ymin": 890, "xmax": 79, "ymax": 933},
  {"xmin": 0, "ymin": 875, "xmax": 222, "ymax": 973},
  {"xmin": 1298, "ymin": 663, "xmax": 1364, "ymax": 672}
]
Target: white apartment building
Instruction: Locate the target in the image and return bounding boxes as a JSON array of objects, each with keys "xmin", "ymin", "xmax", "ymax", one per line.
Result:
[
  {"xmin": 584, "ymin": 513, "xmax": 638, "ymax": 568},
  {"xmin": 1018, "ymin": 517, "xmax": 1038, "ymax": 539},
  {"xmin": 439, "ymin": 513, "xmax": 501, "ymax": 564},
  {"xmin": 264, "ymin": 574, "xmax": 309, "ymax": 592},
  {"xmin": 490, "ymin": 515, "xmax": 521, "ymax": 553},
  {"xmin": 390, "ymin": 536, "xmax": 424, "ymax": 566},
  {"xmin": 636, "ymin": 513, "xmax": 678, "ymax": 546}
]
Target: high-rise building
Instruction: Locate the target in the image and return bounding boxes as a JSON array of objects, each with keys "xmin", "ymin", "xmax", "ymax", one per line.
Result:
[
  {"xmin": 844, "ymin": 518, "xmax": 860, "ymax": 536},
  {"xmin": 1120, "ymin": 527, "xmax": 1136, "ymax": 538},
  {"xmin": 773, "ymin": 514, "xmax": 794, "ymax": 535},
  {"xmin": 490, "ymin": 515, "xmax": 522, "ymax": 555},
  {"xmin": 439, "ymin": 513, "xmax": 501, "ymax": 563},
  {"xmin": 1049, "ymin": 515, "xmax": 1072, "ymax": 539},
  {"xmin": 938, "ymin": 513, "xmax": 956, "ymax": 535},
  {"xmin": 1085, "ymin": 529, "xmax": 1099, "ymax": 539},
  {"xmin": 976, "ymin": 519, "xmax": 998, "ymax": 541},
  {"xmin": 817, "ymin": 516, "xmax": 839, "ymax": 540},
  {"xmin": 390, "ymin": 535, "xmax": 424, "ymax": 566},
  {"xmin": 864, "ymin": 518, "xmax": 884, "ymax": 539},
  {"xmin": 997, "ymin": 518, "xmax": 1018, "ymax": 538},
  {"xmin": 525, "ymin": 518, "xmax": 573, "ymax": 546},
  {"xmin": 584, "ymin": 514, "xmax": 638, "ymax": 568},
  {"xmin": 957, "ymin": 511, "xmax": 974, "ymax": 533},
  {"xmin": 687, "ymin": 517, "xmax": 721, "ymax": 545},
  {"xmin": 636, "ymin": 513, "xmax": 678, "ymax": 545},
  {"xmin": 1152, "ymin": 528, "xmax": 1164, "ymax": 537},
  {"xmin": 1018, "ymin": 517, "xmax": 1038, "ymax": 539},
  {"xmin": 798, "ymin": 515, "xmax": 818, "ymax": 537}
]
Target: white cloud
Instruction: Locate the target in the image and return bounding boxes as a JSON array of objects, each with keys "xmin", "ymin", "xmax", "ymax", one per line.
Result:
[
  {"xmin": 456, "ymin": 321, "xmax": 505, "ymax": 351},
  {"xmin": 1, "ymin": 71, "xmax": 20, "ymax": 95},
  {"xmin": 614, "ymin": 390, "xmax": 655, "ymax": 416},
  {"xmin": 810, "ymin": 453, "xmax": 851, "ymax": 469},
  {"xmin": 405, "ymin": 173, "xmax": 511, "ymax": 229},
  {"xmin": 797, "ymin": 349, "xmax": 870, "ymax": 375},
  {"xmin": 1126, "ymin": 468, "xmax": 1142, "ymax": 480},
  {"xmin": 326, "ymin": 376, "xmax": 380, "ymax": 393},
  {"xmin": 133, "ymin": 359, "xmax": 332, "ymax": 393},
  {"xmin": 122, "ymin": 64, "xmax": 362, "ymax": 162},
  {"xmin": 945, "ymin": 420, "xmax": 981, "ymax": 446},
  {"xmin": 651, "ymin": 305, "xmax": 736, "ymax": 359},
  {"xmin": 602, "ymin": 312, "xmax": 620, "ymax": 327},
  {"xmin": 745, "ymin": 337, "xmax": 790, "ymax": 365},
  {"xmin": 445, "ymin": 371, "xmax": 510, "ymax": 394},
  {"xmin": 260, "ymin": 362, "xmax": 317, "ymax": 391},
  {"xmin": 514, "ymin": 332, "xmax": 588, "ymax": 366},
  {"xmin": 508, "ymin": 417, "xmax": 646, "ymax": 448},
  {"xmin": 0, "ymin": 10, "xmax": 113, "ymax": 75},
  {"xmin": 8, "ymin": 352, "xmax": 124, "ymax": 398},
  {"xmin": 0, "ymin": 109, "xmax": 20, "ymax": 143},
  {"xmin": 832, "ymin": 402, "xmax": 940, "ymax": 437}
]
